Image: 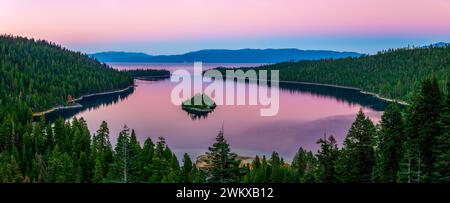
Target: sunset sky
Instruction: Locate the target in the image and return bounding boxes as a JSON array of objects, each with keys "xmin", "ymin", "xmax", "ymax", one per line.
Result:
[{"xmin": 1, "ymin": 0, "xmax": 449, "ymax": 54}]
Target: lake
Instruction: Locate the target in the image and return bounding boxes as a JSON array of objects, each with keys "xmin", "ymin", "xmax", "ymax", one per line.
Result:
[{"xmin": 45, "ymin": 63, "xmax": 390, "ymax": 161}]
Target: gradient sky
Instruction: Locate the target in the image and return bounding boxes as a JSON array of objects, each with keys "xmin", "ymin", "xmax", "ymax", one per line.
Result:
[{"xmin": 1, "ymin": 0, "xmax": 449, "ymax": 54}]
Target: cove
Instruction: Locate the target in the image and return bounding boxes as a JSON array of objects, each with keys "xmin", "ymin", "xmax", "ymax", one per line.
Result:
[{"xmin": 43, "ymin": 63, "xmax": 391, "ymax": 161}]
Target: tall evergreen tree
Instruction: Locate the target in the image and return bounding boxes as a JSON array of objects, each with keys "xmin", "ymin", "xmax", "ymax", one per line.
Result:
[
  {"xmin": 339, "ymin": 109, "xmax": 376, "ymax": 183},
  {"xmin": 206, "ymin": 129, "xmax": 240, "ymax": 183},
  {"xmin": 111, "ymin": 125, "xmax": 130, "ymax": 182},
  {"xmin": 0, "ymin": 116, "xmax": 14, "ymax": 152},
  {"xmin": 401, "ymin": 78, "xmax": 443, "ymax": 182},
  {"xmin": 53, "ymin": 117, "xmax": 66, "ymax": 150},
  {"xmin": 316, "ymin": 135, "xmax": 339, "ymax": 183},
  {"xmin": 92, "ymin": 122, "xmax": 110, "ymax": 183},
  {"xmin": 141, "ymin": 137, "xmax": 154, "ymax": 181},
  {"xmin": 291, "ymin": 148, "xmax": 308, "ymax": 181},
  {"xmin": 92, "ymin": 156, "xmax": 105, "ymax": 183},
  {"xmin": 10, "ymin": 155, "xmax": 23, "ymax": 183},
  {"xmin": 269, "ymin": 152, "xmax": 284, "ymax": 183},
  {"xmin": 47, "ymin": 146, "xmax": 64, "ymax": 183},
  {"xmin": 93, "ymin": 121, "xmax": 111, "ymax": 154},
  {"xmin": 181, "ymin": 153, "xmax": 194, "ymax": 183},
  {"xmin": 417, "ymin": 78, "xmax": 443, "ymax": 182},
  {"xmin": 149, "ymin": 137, "xmax": 169, "ymax": 182},
  {"xmin": 433, "ymin": 81, "xmax": 450, "ymax": 182},
  {"xmin": 292, "ymin": 148, "xmax": 318, "ymax": 183},
  {"xmin": 377, "ymin": 103, "xmax": 404, "ymax": 182},
  {"xmin": 128, "ymin": 130, "xmax": 142, "ymax": 182}
]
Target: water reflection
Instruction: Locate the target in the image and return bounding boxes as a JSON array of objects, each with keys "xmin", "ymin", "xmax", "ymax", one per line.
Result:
[
  {"xmin": 278, "ymin": 82, "xmax": 390, "ymax": 111},
  {"xmin": 36, "ymin": 87, "xmax": 135, "ymax": 122},
  {"xmin": 38, "ymin": 63, "xmax": 395, "ymax": 161},
  {"xmin": 183, "ymin": 109, "xmax": 215, "ymax": 120}
]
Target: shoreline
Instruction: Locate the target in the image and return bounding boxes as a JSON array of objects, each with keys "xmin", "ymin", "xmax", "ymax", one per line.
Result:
[
  {"xmin": 134, "ymin": 75, "xmax": 171, "ymax": 80},
  {"xmin": 33, "ymin": 85, "xmax": 134, "ymax": 117},
  {"xmin": 276, "ymin": 80, "xmax": 409, "ymax": 105},
  {"xmin": 215, "ymin": 74, "xmax": 409, "ymax": 105},
  {"xmin": 182, "ymin": 106, "xmax": 215, "ymax": 113},
  {"xmin": 33, "ymin": 74, "xmax": 408, "ymax": 118}
]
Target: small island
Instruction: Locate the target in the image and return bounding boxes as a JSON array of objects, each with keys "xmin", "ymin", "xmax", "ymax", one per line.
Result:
[
  {"xmin": 181, "ymin": 93, "xmax": 216, "ymax": 118},
  {"xmin": 123, "ymin": 69, "xmax": 171, "ymax": 81}
]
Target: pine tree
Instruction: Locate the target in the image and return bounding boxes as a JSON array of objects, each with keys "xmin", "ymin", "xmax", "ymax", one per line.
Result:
[
  {"xmin": 34, "ymin": 153, "xmax": 47, "ymax": 183},
  {"xmin": 402, "ymin": 78, "xmax": 443, "ymax": 182},
  {"xmin": 128, "ymin": 130, "xmax": 142, "ymax": 182},
  {"xmin": 92, "ymin": 156, "xmax": 104, "ymax": 183},
  {"xmin": 44, "ymin": 123, "xmax": 54, "ymax": 152},
  {"xmin": 94, "ymin": 121, "xmax": 110, "ymax": 154},
  {"xmin": 61, "ymin": 153, "xmax": 74, "ymax": 182},
  {"xmin": 141, "ymin": 137, "xmax": 154, "ymax": 181},
  {"xmin": 47, "ymin": 146, "xmax": 64, "ymax": 183},
  {"xmin": 0, "ymin": 115, "xmax": 13, "ymax": 152},
  {"xmin": 53, "ymin": 117, "xmax": 66, "ymax": 150},
  {"xmin": 33, "ymin": 118, "xmax": 45, "ymax": 154},
  {"xmin": 91, "ymin": 124, "xmax": 114, "ymax": 182},
  {"xmin": 10, "ymin": 155, "xmax": 23, "ymax": 183},
  {"xmin": 72, "ymin": 117, "xmax": 91, "ymax": 155},
  {"xmin": 191, "ymin": 167, "xmax": 207, "ymax": 183},
  {"xmin": 167, "ymin": 154, "xmax": 181, "ymax": 182},
  {"xmin": 339, "ymin": 109, "xmax": 376, "ymax": 183},
  {"xmin": 269, "ymin": 152, "xmax": 284, "ymax": 183},
  {"xmin": 291, "ymin": 148, "xmax": 308, "ymax": 181},
  {"xmin": 149, "ymin": 137, "xmax": 169, "ymax": 182},
  {"xmin": 111, "ymin": 125, "xmax": 130, "ymax": 182},
  {"xmin": 377, "ymin": 103, "xmax": 404, "ymax": 182},
  {"xmin": 398, "ymin": 84, "xmax": 424, "ymax": 183},
  {"xmin": 417, "ymin": 78, "xmax": 443, "ymax": 182},
  {"xmin": 181, "ymin": 153, "xmax": 193, "ymax": 183},
  {"xmin": 206, "ymin": 129, "xmax": 240, "ymax": 183},
  {"xmin": 78, "ymin": 151, "xmax": 94, "ymax": 183},
  {"xmin": 292, "ymin": 147, "xmax": 317, "ymax": 182},
  {"xmin": 316, "ymin": 135, "xmax": 339, "ymax": 183},
  {"xmin": 433, "ymin": 81, "xmax": 450, "ymax": 182}
]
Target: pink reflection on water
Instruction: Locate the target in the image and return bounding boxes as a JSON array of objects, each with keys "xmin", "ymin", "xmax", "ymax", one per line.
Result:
[{"xmin": 74, "ymin": 63, "xmax": 383, "ymax": 161}]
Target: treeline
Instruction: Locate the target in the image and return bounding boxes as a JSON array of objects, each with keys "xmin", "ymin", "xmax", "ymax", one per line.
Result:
[
  {"xmin": 122, "ymin": 69, "xmax": 170, "ymax": 78},
  {"xmin": 217, "ymin": 45, "xmax": 449, "ymax": 101},
  {"xmin": 0, "ymin": 35, "xmax": 133, "ymax": 113},
  {"xmin": 0, "ymin": 78, "xmax": 448, "ymax": 183}
]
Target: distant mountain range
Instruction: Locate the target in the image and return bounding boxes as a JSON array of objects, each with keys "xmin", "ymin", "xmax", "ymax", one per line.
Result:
[
  {"xmin": 427, "ymin": 42, "xmax": 449, "ymax": 48},
  {"xmin": 90, "ymin": 49, "xmax": 363, "ymax": 63}
]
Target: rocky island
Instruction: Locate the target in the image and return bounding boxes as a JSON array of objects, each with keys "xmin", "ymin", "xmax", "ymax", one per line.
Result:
[{"xmin": 181, "ymin": 93, "xmax": 217, "ymax": 117}]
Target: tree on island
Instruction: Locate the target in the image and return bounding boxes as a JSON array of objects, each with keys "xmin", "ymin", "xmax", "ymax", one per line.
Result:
[{"xmin": 206, "ymin": 128, "xmax": 240, "ymax": 183}]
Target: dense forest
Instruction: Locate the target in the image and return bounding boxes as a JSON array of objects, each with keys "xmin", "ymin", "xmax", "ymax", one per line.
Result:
[
  {"xmin": 0, "ymin": 35, "xmax": 133, "ymax": 113},
  {"xmin": 0, "ymin": 36, "xmax": 448, "ymax": 183},
  {"xmin": 216, "ymin": 45, "xmax": 449, "ymax": 101},
  {"xmin": 0, "ymin": 78, "xmax": 448, "ymax": 183}
]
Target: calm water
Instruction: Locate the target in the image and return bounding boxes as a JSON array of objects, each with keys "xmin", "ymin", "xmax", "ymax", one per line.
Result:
[{"xmin": 46, "ymin": 63, "xmax": 390, "ymax": 161}]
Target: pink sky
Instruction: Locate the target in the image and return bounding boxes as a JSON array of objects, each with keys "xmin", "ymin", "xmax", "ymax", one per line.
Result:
[{"xmin": 1, "ymin": 0, "xmax": 449, "ymax": 54}]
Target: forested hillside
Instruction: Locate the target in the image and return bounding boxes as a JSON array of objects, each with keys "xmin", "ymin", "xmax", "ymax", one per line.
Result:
[
  {"xmin": 0, "ymin": 35, "xmax": 133, "ymax": 113},
  {"xmin": 0, "ymin": 35, "xmax": 448, "ymax": 183},
  {"xmin": 219, "ymin": 45, "xmax": 449, "ymax": 101},
  {"xmin": 0, "ymin": 78, "xmax": 448, "ymax": 183}
]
